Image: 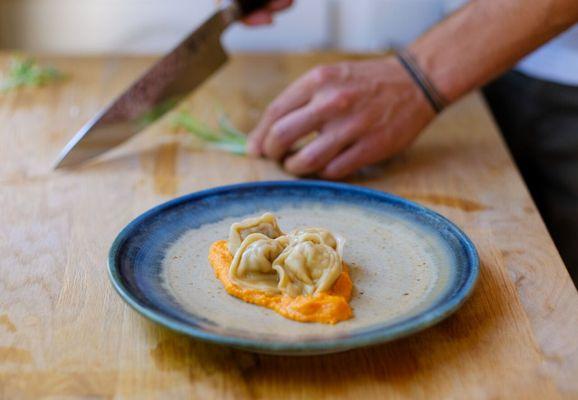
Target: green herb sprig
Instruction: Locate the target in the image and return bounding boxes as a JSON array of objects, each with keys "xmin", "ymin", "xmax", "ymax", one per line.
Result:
[
  {"xmin": 1, "ymin": 57, "xmax": 65, "ymax": 92},
  {"xmin": 173, "ymin": 111, "xmax": 247, "ymax": 155}
]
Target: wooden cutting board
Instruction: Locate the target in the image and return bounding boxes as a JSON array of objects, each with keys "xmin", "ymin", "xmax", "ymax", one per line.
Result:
[{"xmin": 0, "ymin": 53, "xmax": 577, "ymax": 399}]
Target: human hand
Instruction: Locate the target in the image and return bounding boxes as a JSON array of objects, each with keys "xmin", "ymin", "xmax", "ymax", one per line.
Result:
[
  {"xmin": 243, "ymin": 0, "xmax": 293, "ymax": 25},
  {"xmin": 247, "ymin": 57, "xmax": 437, "ymax": 179}
]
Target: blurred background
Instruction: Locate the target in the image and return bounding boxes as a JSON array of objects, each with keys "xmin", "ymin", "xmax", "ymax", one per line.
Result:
[{"xmin": 0, "ymin": 0, "xmax": 463, "ymax": 54}]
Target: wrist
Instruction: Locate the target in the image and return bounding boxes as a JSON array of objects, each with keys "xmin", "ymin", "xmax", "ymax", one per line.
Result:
[
  {"xmin": 383, "ymin": 56, "xmax": 438, "ymax": 123},
  {"xmin": 394, "ymin": 48, "xmax": 448, "ymax": 114},
  {"xmin": 408, "ymin": 41, "xmax": 465, "ymax": 104}
]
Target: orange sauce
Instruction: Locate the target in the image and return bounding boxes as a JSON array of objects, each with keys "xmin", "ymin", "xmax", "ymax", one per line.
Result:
[{"xmin": 208, "ymin": 240, "xmax": 353, "ymax": 324}]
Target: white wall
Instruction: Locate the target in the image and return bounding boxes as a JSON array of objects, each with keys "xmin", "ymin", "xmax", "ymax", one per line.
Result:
[{"xmin": 0, "ymin": 0, "xmax": 449, "ymax": 54}]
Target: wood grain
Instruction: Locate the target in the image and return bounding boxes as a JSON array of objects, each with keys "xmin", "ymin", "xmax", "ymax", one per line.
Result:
[{"xmin": 0, "ymin": 53, "xmax": 577, "ymax": 399}]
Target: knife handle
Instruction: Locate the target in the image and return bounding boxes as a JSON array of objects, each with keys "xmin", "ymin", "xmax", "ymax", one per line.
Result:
[{"xmin": 235, "ymin": 0, "xmax": 271, "ymax": 16}]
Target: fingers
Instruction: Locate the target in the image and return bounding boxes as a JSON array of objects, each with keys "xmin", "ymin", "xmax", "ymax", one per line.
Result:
[
  {"xmin": 247, "ymin": 97, "xmax": 311, "ymax": 156},
  {"xmin": 248, "ymin": 72, "xmax": 322, "ymax": 156},
  {"xmin": 242, "ymin": 0, "xmax": 293, "ymax": 26},
  {"xmin": 320, "ymin": 104, "xmax": 424, "ymax": 179},
  {"xmin": 248, "ymin": 65, "xmax": 344, "ymax": 156},
  {"xmin": 320, "ymin": 133, "xmax": 387, "ymax": 180},
  {"xmin": 261, "ymin": 103, "xmax": 322, "ymax": 160},
  {"xmin": 243, "ymin": 11, "xmax": 273, "ymax": 25},
  {"xmin": 248, "ymin": 65, "xmax": 349, "ymax": 157},
  {"xmin": 261, "ymin": 89, "xmax": 355, "ymax": 160},
  {"xmin": 283, "ymin": 117, "xmax": 367, "ymax": 175},
  {"xmin": 268, "ymin": 0, "xmax": 293, "ymax": 11},
  {"xmin": 320, "ymin": 142, "xmax": 372, "ymax": 180}
]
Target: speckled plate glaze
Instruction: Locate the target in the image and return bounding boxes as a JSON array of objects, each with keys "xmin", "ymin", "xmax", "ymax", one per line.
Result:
[{"xmin": 109, "ymin": 181, "xmax": 479, "ymax": 355}]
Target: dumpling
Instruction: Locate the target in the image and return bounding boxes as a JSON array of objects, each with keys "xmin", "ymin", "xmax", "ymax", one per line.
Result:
[
  {"xmin": 289, "ymin": 227, "xmax": 343, "ymax": 251},
  {"xmin": 228, "ymin": 233, "xmax": 286, "ymax": 293},
  {"xmin": 227, "ymin": 214, "xmax": 345, "ymax": 297},
  {"xmin": 212, "ymin": 212, "xmax": 353, "ymax": 324},
  {"xmin": 228, "ymin": 213, "xmax": 284, "ymax": 255},
  {"xmin": 272, "ymin": 232, "xmax": 344, "ymax": 297}
]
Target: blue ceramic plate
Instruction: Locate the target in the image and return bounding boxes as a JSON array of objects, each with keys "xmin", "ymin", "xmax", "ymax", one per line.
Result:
[{"xmin": 109, "ymin": 181, "xmax": 478, "ymax": 355}]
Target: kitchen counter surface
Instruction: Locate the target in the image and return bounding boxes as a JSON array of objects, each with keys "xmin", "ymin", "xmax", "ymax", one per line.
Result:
[{"xmin": 0, "ymin": 53, "xmax": 577, "ymax": 399}]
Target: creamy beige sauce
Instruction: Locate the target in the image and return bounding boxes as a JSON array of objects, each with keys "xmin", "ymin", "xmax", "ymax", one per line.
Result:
[{"xmin": 162, "ymin": 204, "xmax": 452, "ymax": 336}]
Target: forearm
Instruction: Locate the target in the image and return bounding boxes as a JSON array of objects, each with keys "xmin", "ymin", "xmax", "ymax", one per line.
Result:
[{"xmin": 410, "ymin": 0, "xmax": 578, "ymax": 103}]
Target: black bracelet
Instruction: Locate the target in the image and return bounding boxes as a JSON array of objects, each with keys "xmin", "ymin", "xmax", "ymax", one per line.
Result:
[{"xmin": 394, "ymin": 47, "xmax": 448, "ymax": 113}]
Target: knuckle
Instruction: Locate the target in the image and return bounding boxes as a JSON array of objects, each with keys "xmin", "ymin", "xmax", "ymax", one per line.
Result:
[
  {"xmin": 310, "ymin": 65, "xmax": 337, "ymax": 85},
  {"xmin": 344, "ymin": 113, "xmax": 371, "ymax": 135},
  {"xmin": 270, "ymin": 123, "xmax": 287, "ymax": 141},
  {"xmin": 332, "ymin": 90, "xmax": 354, "ymax": 111},
  {"xmin": 265, "ymin": 102, "xmax": 285, "ymax": 119},
  {"xmin": 317, "ymin": 90, "xmax": 353, "ymax": 114}
]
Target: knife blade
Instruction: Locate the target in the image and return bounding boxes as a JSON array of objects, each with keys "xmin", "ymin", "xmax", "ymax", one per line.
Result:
[{"xmin": 54, "ymin": 1, "xmax": 267, "ymax": 168}]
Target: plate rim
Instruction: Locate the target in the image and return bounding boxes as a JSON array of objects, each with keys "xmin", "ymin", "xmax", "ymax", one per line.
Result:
[{"xmin": 108, "ymin": 180, "xmax": 479, "ymax": 354}]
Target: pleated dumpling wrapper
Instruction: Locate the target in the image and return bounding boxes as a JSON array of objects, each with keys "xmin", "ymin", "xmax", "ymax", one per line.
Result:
[
  {"xmin": 273, "ymin": 228, "xmax": 344, "ymax": 297},
  {"xmin": 228, "ymin": 233, "xmax": 288, "ymax": 292},
  {"xmin": 227, "ymin": 212, "xmax": 283, "ymax": 255}
]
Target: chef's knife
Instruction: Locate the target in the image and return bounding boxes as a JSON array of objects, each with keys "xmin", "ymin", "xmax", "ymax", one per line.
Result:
[{"xmin": 54, "ymin": 0, "xmax": 269, "ymax": 168}]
